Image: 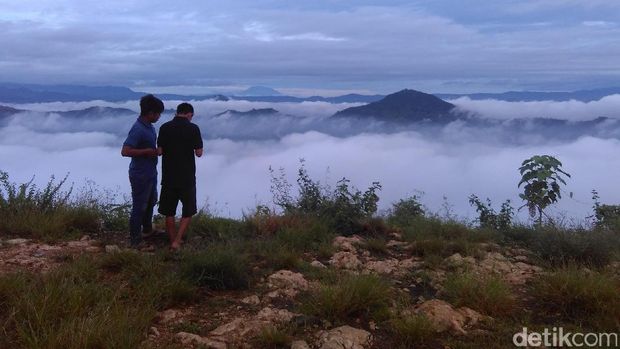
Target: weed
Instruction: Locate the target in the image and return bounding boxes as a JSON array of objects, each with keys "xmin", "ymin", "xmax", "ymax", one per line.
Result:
[{"xmin": 442, "ymin": 272, "xmax": 516, "ymax": 316}]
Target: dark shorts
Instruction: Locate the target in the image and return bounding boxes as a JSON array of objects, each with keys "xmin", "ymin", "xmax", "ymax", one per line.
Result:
[{"xmin": 158, "ymin": 185, "xmax": 197, "ymax": 217}]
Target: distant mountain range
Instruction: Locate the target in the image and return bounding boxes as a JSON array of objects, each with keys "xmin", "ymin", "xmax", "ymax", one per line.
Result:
[
  {"xmin": 214, "ymin": 108, "xmax": 280, "ymax": 117},
  {"xmin": 437, "ymin": 87, "xmax": 620, "ymax": 102},
  {"xmin": 0, "ymin": 83, "xmax": 382, "ymax": 104},
  {"xmin": 3, "ymin": 82, "xmax": 620, "ymax": 104}
]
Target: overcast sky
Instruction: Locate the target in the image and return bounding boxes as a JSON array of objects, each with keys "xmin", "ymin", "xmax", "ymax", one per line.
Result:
[{"xmin": 1, "ymin": 0, "xmax": 620, "ymax": 95}]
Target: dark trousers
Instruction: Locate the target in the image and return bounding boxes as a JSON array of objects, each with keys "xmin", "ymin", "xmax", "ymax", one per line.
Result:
[{"xmin": 129, "ymin": 173, "xmax": 157, "ymax": 246}]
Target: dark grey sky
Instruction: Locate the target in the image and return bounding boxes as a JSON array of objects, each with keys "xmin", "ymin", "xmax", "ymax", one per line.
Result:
[{"xmin": 1, "ymin": 0, "xmax": 619, "ymax": 94}]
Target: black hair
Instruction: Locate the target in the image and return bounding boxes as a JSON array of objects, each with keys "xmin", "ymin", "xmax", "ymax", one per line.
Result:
[
  {"xmin": 176, "ymin": 102, "xmax": 194, "ymax": 115},
  {"xmin": 140, "ymin": 94, "xmax": 164, "ymax": 116}
]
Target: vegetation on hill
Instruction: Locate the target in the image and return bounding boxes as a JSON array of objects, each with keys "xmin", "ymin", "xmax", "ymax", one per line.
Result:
[{"xmin": 0, "ymin": 156, "xmax": 619, "ymax": 348}]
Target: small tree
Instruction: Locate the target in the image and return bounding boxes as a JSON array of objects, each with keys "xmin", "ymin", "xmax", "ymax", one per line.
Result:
[{"xmin": 518, "ymin": 155, "xmax": 570, "ymax": 225}]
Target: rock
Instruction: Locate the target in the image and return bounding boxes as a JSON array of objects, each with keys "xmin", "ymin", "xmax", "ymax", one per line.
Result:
[
  {"xmin": 210, "ymin": 318, "xmax": 263, "ymax": 340},
  {"xmin": 317, "ymin": 326, "xmax": 372, "ymax": 349},
  {"xmin": 311, "ymin": 260, "xmax": 327, "ymax": 268},
  {"xmin": 5, "ymin": 238, "xmax": 29, "ymax": 246},
  {"xmin": 157, "ymin": 309, "xmax": 182, "ymax": 324},
  {"xmin": 105, "ymin": 245, "xmax": 121, "ymax": 253},
  {"xmin": 149, "ymin": 327, "xmax": 160, "ymax": 337},
  {"xmin": 85, "ymin": 246, "xmax": 102, "ymax": 253},
  {"xmin": 267, "ymin": 270, "xmax": 309, "ymax": 291},
  {"xmin": 514, "ymin": 255, "xmax": 528, "ymax": 262},
  {"xmin": 80, "ymin": 235, "xmax": 90, "ymax": 241},
  {"xmin": 365, "ymin": 259, "xmax": 399, "ymax": 274},
  {"xmin": 292, "ymin": 340, "xmax": 312, "ymax": 349},
  {"xmin": 332, "ymin": 236, "xmax": 363, "ymax": 253},
  {"xmin": 256, "ymin": 307, "xmax": 297, "ymax": 323},
  {"xmin": 241, "ymin": 295, "xmax": 260, "ymax": 305},
  {"xmin": 175, "ymin": 332, "xmax": 226, "ymax": 349},
  {"xmin": 66, "ymin": 240, "xmax": 90, "ymax": 249},
  {"xmin": 386, "ymin": 240, "xmax": 408, "ymax": 248},
  {"xmin": 329, "ymin": 251, "xmax": 361, "ymax": 270},
  {"xmin": 414, "ymin": 299, "xmax": 485, "ymax": 335}
]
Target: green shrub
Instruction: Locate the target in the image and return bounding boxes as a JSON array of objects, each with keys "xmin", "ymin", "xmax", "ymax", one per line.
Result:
[
  {"xmin": 0, "ymin": 257, "xmax": 155, "ymax": 349},
  {"xmin": 253, "ymin": 326, "xmax": 292, "ymax": 348},
  {"xmin": 468, "ymin": 195, "xmax": 513, "ymax": 230},
  {"xmin": 189, "ymin": 212, "xmax": 249, "ymax": 241},
  {"xmin": 390, "ymin": 315, "xmax": 436, "ymax": 348},
  {"xmin": 531, "ymin": 266, "xmax": 620, "ymax": 329},
  {"xmin": 388, "ymin": 195, "xmax": 425, "ymax": 227},
  {"xmin": 299, "ymin": 274, "xmax": 391, "ymax": 323},
  {"xmin": 180, "ymin": 247, "xmax": 250, "ymax": 290},
  {"xmin": 503, "ymin": 226, "xmax": 619, "ymax": 268},
  {"xmin": 362, "ymin": 237, "xmax": 389, "ymax": 256},
  {"xmin": 442, "ymin": 272, "xmax": 516, "ymax": 316},
  {"xmin": 269, "ymin": 161, "xmax": 382, "ymax": 236}
]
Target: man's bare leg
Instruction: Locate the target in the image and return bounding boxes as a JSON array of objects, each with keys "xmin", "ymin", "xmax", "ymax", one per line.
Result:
[
  {"xmin": 171, "ymin": 216, "xmax": 191, "ymax": 250},
  {"xmin": 166, "ymin": 216, "xmax": 177, "ymax": 247}
]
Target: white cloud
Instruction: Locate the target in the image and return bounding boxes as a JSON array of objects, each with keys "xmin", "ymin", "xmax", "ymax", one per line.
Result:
[{"xmin": 451, "ymin": 95, "xmax": 620, "ymax": 121}]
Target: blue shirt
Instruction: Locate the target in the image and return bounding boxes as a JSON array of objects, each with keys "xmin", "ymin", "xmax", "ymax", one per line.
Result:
[{"xmin": 123, "ymin": 117, "xmax": 158, "ymax": 178}]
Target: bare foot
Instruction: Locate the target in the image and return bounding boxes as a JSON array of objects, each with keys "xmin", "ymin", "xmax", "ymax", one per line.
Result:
[{"xmin": 170, "ymin": 241, "xmax": 181, "ymax": 251}]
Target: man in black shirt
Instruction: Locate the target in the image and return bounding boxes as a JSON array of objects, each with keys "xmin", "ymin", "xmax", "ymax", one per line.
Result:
[{"xmin": 157, "ymin": 102, "xmax": 203, "ymax": 250}]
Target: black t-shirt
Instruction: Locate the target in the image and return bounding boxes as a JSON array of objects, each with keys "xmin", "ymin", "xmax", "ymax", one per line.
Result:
[{"xmin": 157, "ymin": 117, "xmax": 203, "ymax": 188}]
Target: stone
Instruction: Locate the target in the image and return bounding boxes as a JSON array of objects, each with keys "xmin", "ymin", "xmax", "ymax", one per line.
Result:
[
  {"xmin": 329, "ymin": 251, "xmax": 361, "ymax": 270},
  {"xmin": 311, "ymin": 260, "xmax": 327, "ymax": 268},
  {"xmin": 85, "ymin": 246, "xmax": 102, "ymax": 253},
  {"xmin": 149, "ymin": 327, "xmax": 160, "ymax": 337},
  {"xmin": 317, "ymin": 326, "xmax": 372, "ymax": 349},
  {"xmin": 292, "ymin": 340, "xmax": 311, "ymax": 349},
  {"xmin": 256, "ymin": 307, "xmax": 297, "ymax": 323},
  {"xmin": 414, "ymin": 299, "xmax": 485, "ymax": 335},
  {"xmin": 365, "ymin": 259, "xmax": 399, "ymax": 274},
  {"xmin": 157, "ymin": 309, "xmax": 182, "ymax": 324},
  {"xmin": 105, "ymin": 245, "xmax": 121, "ymax": 253},
  {"xmin": 386, "ymin": 240, "xmax": 408, "ymax": 248},
  {"xmin": 332, "ymin": 236, "xmax": 363, "ymax": 253},
  {"xmin": 175, "ymin": 332, "xmax": 226, "ymax": 349},
  {"xmin": 5, "ymin": 238, "xmax": 29, "ymax": 246},
  {"xmin": 267, "ymin": 270, "xmax": 309, "ymax": 291},
  {"xmin": 66, "ymin": 240, "xmax": 90, "ymax": 249},
  {"xmin": 241, "ymin": 295, "xmax": 260, "ymax": 305},
  {"xmin": 514, "ymin": 255, "xmax": 528, "ymax": 262}
]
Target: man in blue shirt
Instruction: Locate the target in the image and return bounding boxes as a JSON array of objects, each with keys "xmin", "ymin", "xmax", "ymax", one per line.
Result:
[{"xmin": 121, "ymin": 94, "xmax": 164, "ymax": 248}]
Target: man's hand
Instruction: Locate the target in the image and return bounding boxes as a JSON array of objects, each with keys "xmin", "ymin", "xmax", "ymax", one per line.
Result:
[
  {"xmin": 121, "ymin": 145, "xmax": 159, "ymax": 158},
  {"xmin": 143, "ymin": 148, "xmax": 159, "ymax": 157}
]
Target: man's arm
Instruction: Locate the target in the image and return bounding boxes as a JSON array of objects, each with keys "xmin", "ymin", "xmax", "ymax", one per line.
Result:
[
  {"xmin": 121, "ymin": 145, "xmax": 158, "ymax": 157},
  {"xmin": 193, "ymin": 125, "xmax": 204, "ymax": 158}
]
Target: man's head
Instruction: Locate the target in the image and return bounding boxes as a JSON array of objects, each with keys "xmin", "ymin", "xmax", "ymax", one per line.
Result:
[
  {"xmin": 176, "ymin": 102, "xmax": 194, "ymax": 119},
  {"xmin": 140, "ymin": 94, "xmax": 164, "ymax": 123}
]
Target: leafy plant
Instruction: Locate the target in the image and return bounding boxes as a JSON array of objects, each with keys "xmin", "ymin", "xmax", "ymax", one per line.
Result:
[
  {"xmin": 269, "ymin": 160, "xmax": 382, "ymax": 235},
  {"xmin": 468, "ymin": 195, "xmax": 513, "ymax": 230},
  {"xmin": 517, "ymin": 155, "xmax": 571, "ymax": 225},
  {"xmin": 591, "ymin": 189, "xmax": 620, "ymax": 230}
]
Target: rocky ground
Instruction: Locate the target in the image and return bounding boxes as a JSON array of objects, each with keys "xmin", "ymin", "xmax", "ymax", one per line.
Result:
[{"xmin": 0, "ymin": 228, "xmax": 554, "ymax": 349}]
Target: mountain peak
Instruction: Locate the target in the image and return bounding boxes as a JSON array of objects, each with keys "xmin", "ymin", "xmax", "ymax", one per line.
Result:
[
  {"xmin": 333, "ymin": 89, "xmax": 457, "ymax": 123},
  {"xmin": 238, "ymin": 86, "xmax": 282, "ymax": 96}
]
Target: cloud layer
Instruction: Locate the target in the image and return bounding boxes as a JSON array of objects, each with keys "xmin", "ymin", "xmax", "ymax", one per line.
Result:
[{"xmin": 2, "ymin": 98, "xmax": 620, "ymax": 222}]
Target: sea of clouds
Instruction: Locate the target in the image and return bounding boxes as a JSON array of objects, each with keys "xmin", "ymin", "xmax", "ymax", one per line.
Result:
[{"xmin": 2, "ymin": 97, "xmax": 620, "ymax": 223}]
